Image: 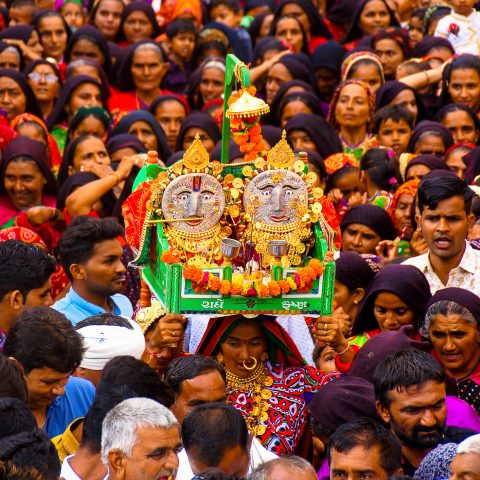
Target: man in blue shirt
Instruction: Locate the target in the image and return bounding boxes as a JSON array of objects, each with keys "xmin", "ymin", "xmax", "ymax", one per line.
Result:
[
  {"xmin": 53, "ymin": 216, "xmax": 133, "ymax": 325},
  {"xmin": 4, "ymin": 307, "xmax": 95, "ymax": 438}
]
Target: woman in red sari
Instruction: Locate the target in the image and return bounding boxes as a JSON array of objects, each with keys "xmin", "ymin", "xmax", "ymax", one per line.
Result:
[{"xmin": 197, "ymin": 315, "xmax": 339, "ymax": 456}]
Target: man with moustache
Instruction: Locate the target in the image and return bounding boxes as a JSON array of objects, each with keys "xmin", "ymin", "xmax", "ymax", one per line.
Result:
[
  {"xmin": 373, "ymin": 349, "xmax": 476, "ymax": 476},
  {"xmin": 53, "ymin": 216, "xmax": 133, "ymax": 325},
  {"xmin": 403, "ymin": 173, "xmax": 480, "ymax": 295}
]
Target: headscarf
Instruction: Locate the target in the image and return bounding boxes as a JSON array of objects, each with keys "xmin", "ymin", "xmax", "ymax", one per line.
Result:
[
  {"xmin": 0, "ymin": 41, "xmax": 23, "ymax": 71},
  {"xmin": 326, "ymin": 0, "xmax": 358, "ymax": 26},
  {"xmin": 413, "ymin": 36, "xmax": 455, "ymax": 58},
  {"xmin": 341, "ymin": 203, "xmax": 397, "ymax": 241},
  {"xmin": 407, "ymin": 120, "xmax": 454, "ymax": 154},
  {"xmin": 0, "ymin": 226, "xmax": 45, "ymax": 248},
  {"xmin": 115, "ymin": 39, "xmax": 165, "ymax": 92},
  {"xmin": 388, "ymin": 179, "xmax": 420, "ymax": 229},
  {"xmin": 375, "ymin": 80, "xmax": 429, "ymax": 122},
  {"xmin": 276, "ymin": 56, "xmax": 316, "ymax": 87},
  {"xmin": 23, "ymin": 58, "xmax": 61, "ymax": 85},
  {"xmin": 0, "ymin": 69, "xmax": 42, "ymax": 119},
  {"xmin": 248, "ymin": 12, "xmax": 273, "ymax": 47},
  {"xmin": 10, "ymin": 113, "xmax": 62, "ymax": 171},
  {"xmin": 413, "ymin": 443, "xmax": 458, "ymax": 480},
  {"xmin": 311, "ymin": 40, "xmax": 345, "ymax": 74},
  {"xmin": 308, "ymin": 376, "xmax": 381, "ymax": 432},
  {"xmin": 64, "ymin": 25, "xmax": 112, "ymax": 74},
  {"xmin": 341, "ymin": 0, "xmax": 400, "ymax": 45},
  {"xmin": 372, "ymin": 27, "xmax": 413, "ymax": 58},
  {"xmin": 109, "ymin": 110, "xmax": 170, "ymax": 162},
  {"xmin": 115, "ymin": 1, "xmax": 161, "ymax": 43},
  {"xmin": 172, "ymin": 0, "xmax": 202, "ymax": 26},
  {"xmin": 149, "ymin": 93, "xmax": 189, "ymax": 117},
  {"xmin": 285, "ymin": 113, "xmax": 343, "ymax": 161},
  {"xmin": 425, "ymin": 287, "xmax": 480, "ymax": 325},
  {"xmin": 324, "ymin": 152, "xmax": 359, "ymax": 175},
  {"xmin": 56, "ymin": 172, "xmax": 116, "ymax": 215},
  {"xmin": 77, "ymin": 318, "xmax": 146, "ymax": 370},
  {"xmin": 57, "ymin": 135, "xmax": 90, "ymax": 186},
  {"xmin": 202, "ymin": 22, "xmax": 250, "ymax": 63},
  {"xmin": 1, "ymin": 136, "xmax": 58, "ymax": 196},
  {"xmin": 67, "ymin": 106, "xmax": 111, "ymax": 137},
  {"xmin": 268, "ymin": 79, "xmax": 317, "ymax": 125},
  {"xmin": 261, "ymin": 125, "xmax": 282, "ymax": 149},
  {"xmin": 341, "ymin": 51, "xmax": 385, "ymax": 84},
  {"xmin": 279, "ymin": 91, "xmax": 324, "ymax": 119},
  {"xmin": 196, "ymin": 315, "xmax": 306, "ymax": 366},
  {"xmin": 275, "ymin": 0, "xmax": 332, "ymax": 39},
  {"xmin": 348, "ymin": 325, "xmax": 431, "ymax": 381},
  {"xmin": 351, "ymin": 264, "xmax": 432, "ymax": 335},
  {"xmin": 335, "ymin": 251, "xmax": 380, "ymax": 290},
  {"xmin": 464, "ymin": 145, "xmax": 480, "ymax": 183},
  {"xmin": 0, "ymin": 25, "xmax": 36, "ymax": 43},
  {"xmin": 89, "ymin": 0, "xmax": 125, "ymax": 33},
  {"xmin": 175, "ymin": 111, "xmax": 221, "ymax": 152},
  {"xmin": 105, "ymin": 133, "xmax": 147, "ymax": 157},
  {"xmin": 328, "ymin": 80, "xmax": 376, "ymax": 132},
  {"xmin": 403, "ymin": 154, "xmax": 448, "ymax": 181},
  {"xmin": 46, "ymin": 75, "xmax": 107, "ymax": 130}
]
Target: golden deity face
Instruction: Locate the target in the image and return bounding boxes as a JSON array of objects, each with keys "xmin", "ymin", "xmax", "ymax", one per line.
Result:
[
  {"xmin": 161, "ymin": 173, "xmax": 225, "ymax": 232},
  {"xmin": 243, "ymin": 170, "xmax": 308, "ymax": 225}
]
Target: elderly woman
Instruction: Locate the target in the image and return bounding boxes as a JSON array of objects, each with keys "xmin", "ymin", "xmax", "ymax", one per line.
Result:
[
  {"xmin": 424, "ymin": 287, "xmax": 480, "ymax": 414},
  {"xmin": 196, "ymin": 315, "xmax": 339, "ymax": 456},
  {"xmin": 328, "ymin": 80, "xmax": 377, "ymax": 161},
  {"xmin": 407, "ymin": 120, "xmax": 454, "ymax": 157},
  {"xmin": 388, "ymin": 179, "xmax": 419, "ymax": 240},
  {"xmin": 187, "ymin": 57, "xmax": 226, "ymax": 110},
  {"xmin": 109, "ymin": 41, "xmax": 169, "ymax": 112}
]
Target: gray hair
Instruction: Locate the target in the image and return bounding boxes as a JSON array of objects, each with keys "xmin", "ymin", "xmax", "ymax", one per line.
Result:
[
  {"xmin": 248, "ymin": 456, "xmax": 316, "ymax": 480},
  {"xmin": 457, "ymin": 434, "xmax": 480, "ymax": 455},
  {"xmin": 2, "ymin": 46, "xmax": 20, "ymax": 60},
  {"xmin": 413, "ymin": 130, "xmax": 444, "ymax": 150},
  {"xmin": 423, "ymin": 300, "xmax": 478, "ymax": 337},
  {"xmin": 101, "ymin": 397, "xmax": 178, "ymax": 464},
  {"xmin": 133, "ymin": 42, "xmax": 164, "ymax": 60}
]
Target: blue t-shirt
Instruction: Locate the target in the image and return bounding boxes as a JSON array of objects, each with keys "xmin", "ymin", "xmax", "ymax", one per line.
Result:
[
  {"xmin": 44, "ymin": 376, "xmax": 95, "ymax": 438},
  {"xmin": 53, "ymin": 287, "xmax": 133, "ymax": 325}
]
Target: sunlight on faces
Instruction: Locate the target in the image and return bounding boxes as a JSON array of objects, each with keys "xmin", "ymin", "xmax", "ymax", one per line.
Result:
[
  {"xmin": 93, "ymin": 0, "xmax": 123, "ymax": 40},
  {"xmin": 342, "ymin": 223, "xmax": 381, "ymax": 254},
  {"xmin": 4, "ymin": 159, "xmax": 46, "ymax": 209},
  {"xmin": 448, "ymin": 69, "xmax": 480, "ymax": 113},
  {"xmin": 334, "ymin": 83, "xmax": 371, "ymax": 129},
  {"xmin": 445, "ymin": 149, "xmax": 469, "ymax": 180},
  {"xmin": 154, "ymin": 100, "xmax": 186, "ymax": 153},
  {"xmin": 348, "ymin": 63, "xmax": 383, "ymax": 93},
  {"xmin": 131, "ymin": 48, "xmax": 168, "ymax": 93},
  {"xmin": 0, "ymin": 77, "xmax": 26, "ymax": 120},
  {"xmin": 199, "ymin": 67, "xmax": 225, "ymax": 105},
  {"xmin": 274, "ymin": 16, "xmax": 304, "ymax": 53},
  {"xmin": 405, "ymin": 163, "xmax": 431, "ymax": 182},
  {"xmin": 376, "ymin": 118, "xmax": 412, "ymax": 155},
  {"xmin": 373, "ymin": 291, "xmax": 415, "ymax": 332},
  {"xmin": 393, "ymin": 192, "xmax": 414, "ymax": 236},
  {"xmin": 450, "ymin": 452, "xmax": 480, "ymax": 480},
  {"xmin": 71, "ymin": 136, "xmax": 110, "ymax": 174},
  {"xmin": 244, "ymin": 170, "xmax": 308, "ymax": 226},
  {"xmin": 281, "ymin": 100, "xmax": 313, "ymax": 127},
  {"xmin": 123, "ymin": 11, "xmax": 154, "ymax": 44},
  {"xmin": 359, "ymin": 0, "xmax": 391, "ymax": 36},
  {"xmin": 266, "ymin": 63, "xmax": 293, "ymax": 104},
  {"xmin": 413, "ymin": 134, "xmax": 446, "ymax": 157},
  {"xmin": 161, "ymin": 173, "xmax": 225, "ymax": 232},
  {"xmin": 375, "ymin": 38, "xmax": 404, "ymax": 78},
  {"xmin": 441, "ymin": 110, "xmax": 479, "ymax": 144},
  {"xmin": 37, "ymin": 16, "xmax": 68, "ymax": 61}
]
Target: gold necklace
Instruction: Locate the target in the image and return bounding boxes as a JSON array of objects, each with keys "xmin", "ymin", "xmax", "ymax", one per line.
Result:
[{"xmin": 226, "ymin": 362, "xmax": 273, "ymax": 437}]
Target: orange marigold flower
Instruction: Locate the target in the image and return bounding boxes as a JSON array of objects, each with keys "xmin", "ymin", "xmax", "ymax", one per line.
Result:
[
  {"xmin": 309, "ymin": 258, "xmax": 324, "ymax": 276},
  {"xmin": 268, "ymin": 280, "xmax": 281, "ymax": 297},
  {"xmin": 258, "ymin": 284, "xmax": 270, "ymax": 297},
  {"xmin": 277, "ymin": 280, "xmax": 291, "ymax": 294},
  {"xmin": 161, "ymin": 249, "xmax": 180, "ymax": 264},
  {"xmin": 183, "ymin": 266, "xmax": 203, "ymax": 283},
  {"xmin": 219, "ymin": 280, "xmax": 232, "ymax": 295},
  {"xmin": 303, "ymin": 266, "xmax": 317, "ymax": 282},
  {"xmin": 208, "ymin": 274, "xmax": 221, "ymax": 292},
  {"xmin": 231, "ymin": 284, "xmax": 242, "ymax": 295}
]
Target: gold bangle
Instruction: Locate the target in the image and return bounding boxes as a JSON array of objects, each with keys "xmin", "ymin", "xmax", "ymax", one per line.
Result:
[{"xmin": 335, "ymin": 343, "xmax": 351, "ymax": 356}]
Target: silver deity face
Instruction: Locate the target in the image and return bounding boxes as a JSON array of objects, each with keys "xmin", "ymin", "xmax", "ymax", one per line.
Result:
[
  {"xmin": 243, "ymin": 170, "xmax": 308, "ymax": 225},
  {"xmin": 161, "ymin": 173, "xmax": 225, "ymax": 232}
]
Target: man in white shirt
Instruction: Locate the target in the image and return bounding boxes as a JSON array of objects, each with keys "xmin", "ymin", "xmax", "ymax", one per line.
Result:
[{"xmin": 403, "ymin": 173, "xmax": 480, "ymax": 295}]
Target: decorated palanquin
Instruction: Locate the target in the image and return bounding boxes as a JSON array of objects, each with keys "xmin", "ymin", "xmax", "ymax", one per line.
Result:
[{"xmin": 122, "ymin": 55, "xmax": 339, "ymax": 316}]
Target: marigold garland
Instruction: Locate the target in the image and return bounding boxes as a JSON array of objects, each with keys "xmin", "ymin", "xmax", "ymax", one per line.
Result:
[
  {"xmin": 180, "ymin": 258, "xmax": 325, "ymax": 297},
  {"xmin": 228, "ymin": 86, "xmax": 267, "ymax": 162}
]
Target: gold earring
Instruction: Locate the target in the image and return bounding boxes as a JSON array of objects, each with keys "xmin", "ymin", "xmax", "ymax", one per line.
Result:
[{"xmin": 216, "ymin": 353, "xmax": 224, "ymax": 364}]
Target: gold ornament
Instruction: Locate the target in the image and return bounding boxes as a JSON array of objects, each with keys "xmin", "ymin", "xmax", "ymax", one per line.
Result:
[
  {"xmin": 226, "ymin": 362, "xmax": 272, "ymax": 439},
  {"xmin": 135, "ymin": 300, "xmax": 166, "ymax": 333},
  {"xmin": 182, "ymin": 133, "xmax": 210, "ymax": 170},
  {"xmin": 293, "ymin": 160, "xmax": 305, "ymax": 173},
  {"xmin": 232, "ymin": 178, "xmax": 244, "ymax": 189},
  {"xmin": 267, "ymin": 130, "xmax": 295, "ymax": 169},
  {"xmin": 312, "ymin": 203, "xmax": 323, "ymax": 214},
  {"xmin": 226, "ymin": 89, "xmax": 270, "ymax": 119},
  {"xmin": 306, "ymin": 172, "xmax": 318, "ymax": 184},
  {"xmin": 242, "ymin": 165, "xmax": 253, "ymax": 177}
]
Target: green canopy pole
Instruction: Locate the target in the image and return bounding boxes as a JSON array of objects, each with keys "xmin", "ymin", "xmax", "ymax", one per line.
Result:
[{"xmin": 221, "ymin": 54, "xmax": 251, "ymax": 164}]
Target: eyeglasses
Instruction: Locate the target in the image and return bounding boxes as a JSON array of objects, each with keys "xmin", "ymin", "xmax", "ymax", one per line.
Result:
[{"xmin": 27, "ymin": 72, "xmax": 58, "ymax": 83}]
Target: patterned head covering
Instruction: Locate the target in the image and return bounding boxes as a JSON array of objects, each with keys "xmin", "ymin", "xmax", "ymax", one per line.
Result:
[
  {"xmin": 328, "ymin": 80, "xmax": 376, "ymax": 132},
  {"xmin": 324, "ymin": 152, "xmax": 359, "ymax": 175},
  {"xmin": 341, "ymin": 51, "xmax": 385, "ymax": 84},
  {"xmin": 373, "ymin": 27, "xmax": 413, "ymax": 58},
  {"xmin": 413, "ymin": 443, "xmax": 458, "ymax": 480},
  {"xmin": 388, "ymin": 179, "xmax": 420, "ymax": 228}
]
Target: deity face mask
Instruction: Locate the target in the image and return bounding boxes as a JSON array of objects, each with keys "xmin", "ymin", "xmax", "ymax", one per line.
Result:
[
  {"xmin": 243, "ymin": 170, "xmax": 308, "ymax": 225},
  {"xmin": 161, "ymin": 173, "xmax": 225, "ymax": 232}
]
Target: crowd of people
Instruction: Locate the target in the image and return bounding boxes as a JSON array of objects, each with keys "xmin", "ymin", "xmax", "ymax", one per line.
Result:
[{"xmin": 0, "ymin": 0, "xmax": 480, "ymax": 478}]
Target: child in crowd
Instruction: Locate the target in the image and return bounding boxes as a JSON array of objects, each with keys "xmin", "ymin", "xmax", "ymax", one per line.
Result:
[
  {"xmin": 162, "ymin": 18, "xmax": 197, "ymax": 94},
  {"xmin": 207, "ymin": 0, "xmax": 252, "ymax": 62},
  {"xmin": 374, "ymin": 104, "xmax": 414, "ymax": 156},
  {"xmin": 57, "ymin": 0, "xmax": 85, "ymax": 31},
  {"xmin": 434, "ymin": 0, "xmax": 480, "ymax": 55},
  {"xmin": 8, "ymin": 0, "xmax": 37, "ymax": 25}
]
